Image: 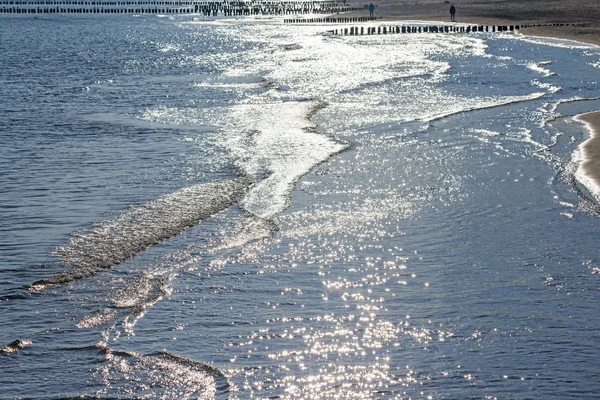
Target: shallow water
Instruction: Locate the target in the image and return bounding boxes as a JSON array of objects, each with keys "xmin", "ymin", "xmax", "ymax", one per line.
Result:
[{"xmin": 1, "ymin": 14, "xmax": 600, "ymax": 399}]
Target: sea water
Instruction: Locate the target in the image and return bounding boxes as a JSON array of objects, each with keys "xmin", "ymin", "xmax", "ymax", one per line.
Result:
[{"xmin": 1, "ymin": 14, "xmax": 600, "ymax": 399}]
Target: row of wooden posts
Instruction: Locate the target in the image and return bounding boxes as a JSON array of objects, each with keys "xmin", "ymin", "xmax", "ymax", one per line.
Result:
[
  {"xmin": 0, "ymin": 6, "xmax": 189, "ymax": 12},
  {"xmin": 0, "ymin": 6, "xmax": 354, "ymax": 14},
  {"xmin": 0, "ymin": 0, "xmax": 335, "ymax": 5},
  {"xmin": 329, "ymin": 24, "xmax": 520, "ymax": 36},
  {"xmin": 0, "ymin": 0, "xmax": 356, "ymax": 14},
  {"xmin": 325, "ymin": 22, "xmax": 578, "ymax": 36},
  {"xmin": 0, "ymin": 3, "xmax": 580, "ymax": 28},
  {"xmin": 285, "ymin": 16, "xmax": 371, "ymax": 23}
]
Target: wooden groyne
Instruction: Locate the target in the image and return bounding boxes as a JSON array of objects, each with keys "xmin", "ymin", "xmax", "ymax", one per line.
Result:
[
  {"xmin": 0, "ymin": 0, "xmax": 352, "ymax": 15},
  {"xmin": 326, "ymin": 24, "xmax": 521, "ymax": 36},
  {"xmin": 326, "ymin": 22, "xmax": 579, "ymax": 36},
  {"xmin": 285, "ymin": 16, "xmax": 371, "ymax": 23},
  {"xmin": 283, "ymin": 18, "xmax": 580, "ymax": 37},
  {"xmin": 330, "ymin": 24, "xmax": 518, "ymax": 35}
]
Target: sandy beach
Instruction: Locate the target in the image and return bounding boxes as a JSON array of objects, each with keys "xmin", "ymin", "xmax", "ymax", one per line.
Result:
[
  {"xmin": 346, "ymin": 0, "xmax": 600, "ymax": 46},
  {"xmin": 575, "ymin": 111, "xmax": 600, "ymax": 200}
]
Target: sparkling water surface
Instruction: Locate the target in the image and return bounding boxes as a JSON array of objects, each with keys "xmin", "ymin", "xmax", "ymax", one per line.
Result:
[{"xmin": 1, "ymin": 14, "xmax": 600, "ymax": 399}]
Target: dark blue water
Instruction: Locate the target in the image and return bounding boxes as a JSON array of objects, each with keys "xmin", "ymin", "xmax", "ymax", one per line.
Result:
[{"xmin": 1, "ymin": 14, "xmax": 600, "ymax": 399}]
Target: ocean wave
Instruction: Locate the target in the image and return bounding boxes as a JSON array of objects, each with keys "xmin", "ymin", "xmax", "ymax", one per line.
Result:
[
  {"xmin": 542, "ymin": 96, "xmax": 600, "ymax": 127},
  {"xmin": 95, "ymin": 349, "xmax": 230, "ymax": 399},
  {"xmin": 424, "ymin": 92, "xmax": 546, "ymax": 122},
  {"xmin": 531, "ymin": 80, "xmax": 562, "ymax": 93},
  {"xmin": 34, "ymin": 178, "xmax": 251, "ymax": 287},
  {"xmin": 525, "ymin": 61, "xmax": 558, "ymax": 77}
]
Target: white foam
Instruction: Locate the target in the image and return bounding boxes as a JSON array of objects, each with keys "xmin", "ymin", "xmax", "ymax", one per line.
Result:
[
  {"xmin": 471, "ymin": 128, "xmax": 501, "ymax": 136},
  {"xmin": 222, "ymin": 101, "xmax": 346, "ymax": 219},
  {"xmin": 150, "ymin": 41, "xmax": 182, "ymax": 53},
  {"xmin": 526, "ymin": 61, "xmax": 557, "ymax": 77},
  {"xmin": 517, "ymin": 35, "xmax": 597, "ymax": 49},
  {"xmin": 513, "ymin": 128, "xmax": 546, "ymax": 149},
  {"xmin": 235, "ymin": 30, "xmax": 473, "ymax": 100},
  {"xmin": 531, "ymin": 80, "xmax": 562, "ymax": 93}
]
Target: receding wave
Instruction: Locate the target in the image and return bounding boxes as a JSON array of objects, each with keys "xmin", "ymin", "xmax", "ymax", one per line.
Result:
[
  {"xmin": 425, "ymin": 92, "xmax": 546, "ymax": 122},
  {"xmin": 95, "ymin": 349, "xmax": 229, "ymax": 399},
  {"xmin": 35, "ymin": 178, "xmax": 251, "ymax": 287}
]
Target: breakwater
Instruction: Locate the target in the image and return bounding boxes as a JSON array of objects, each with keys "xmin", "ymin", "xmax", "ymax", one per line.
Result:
[{"xmin": 0, "ymin": 0, "xmax": 358, "ymax": 15}]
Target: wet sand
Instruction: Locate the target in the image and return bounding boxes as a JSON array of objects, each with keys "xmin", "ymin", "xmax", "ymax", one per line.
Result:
[{"xmin": 575, "ymin": 112, "xmax": 600, "ymax": 200}]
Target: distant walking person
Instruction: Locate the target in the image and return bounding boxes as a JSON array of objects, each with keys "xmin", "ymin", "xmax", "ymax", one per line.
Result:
[
  {"xmin": 450, "ymin": 4, "xmax": 456, "ymax": 21},
  {"xmin": 369, "ymin": 3, "xmax": 375, "ymax": 19}
]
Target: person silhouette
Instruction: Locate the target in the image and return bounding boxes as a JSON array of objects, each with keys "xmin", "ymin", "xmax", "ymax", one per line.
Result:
[
  {"xmin": 369, "ymin": 3, "xmax": 375, "ymax": 19},
  {"xmin": 450, "ymin": 4, "xmax": 456, "ymax": 21}
]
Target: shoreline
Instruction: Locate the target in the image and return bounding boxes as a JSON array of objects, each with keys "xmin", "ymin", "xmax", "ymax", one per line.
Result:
[
  {"xmin": 574, "ymin": 112, "xmax": 600, "ymax": 201},
  {"xmin": 340, "ymin": 0, "xmax": 600, "ymax": 203}
]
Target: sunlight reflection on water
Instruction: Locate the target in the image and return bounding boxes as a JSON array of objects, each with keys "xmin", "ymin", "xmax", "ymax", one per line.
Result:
[{"xmin": 2, "ymin": 15, "xmax": 600, "ymax": 400}]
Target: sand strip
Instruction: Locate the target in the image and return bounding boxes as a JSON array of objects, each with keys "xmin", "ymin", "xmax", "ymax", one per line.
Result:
[{"xmin": 574, "ymin": 111, "xmax": 600, "ymax": 201}]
